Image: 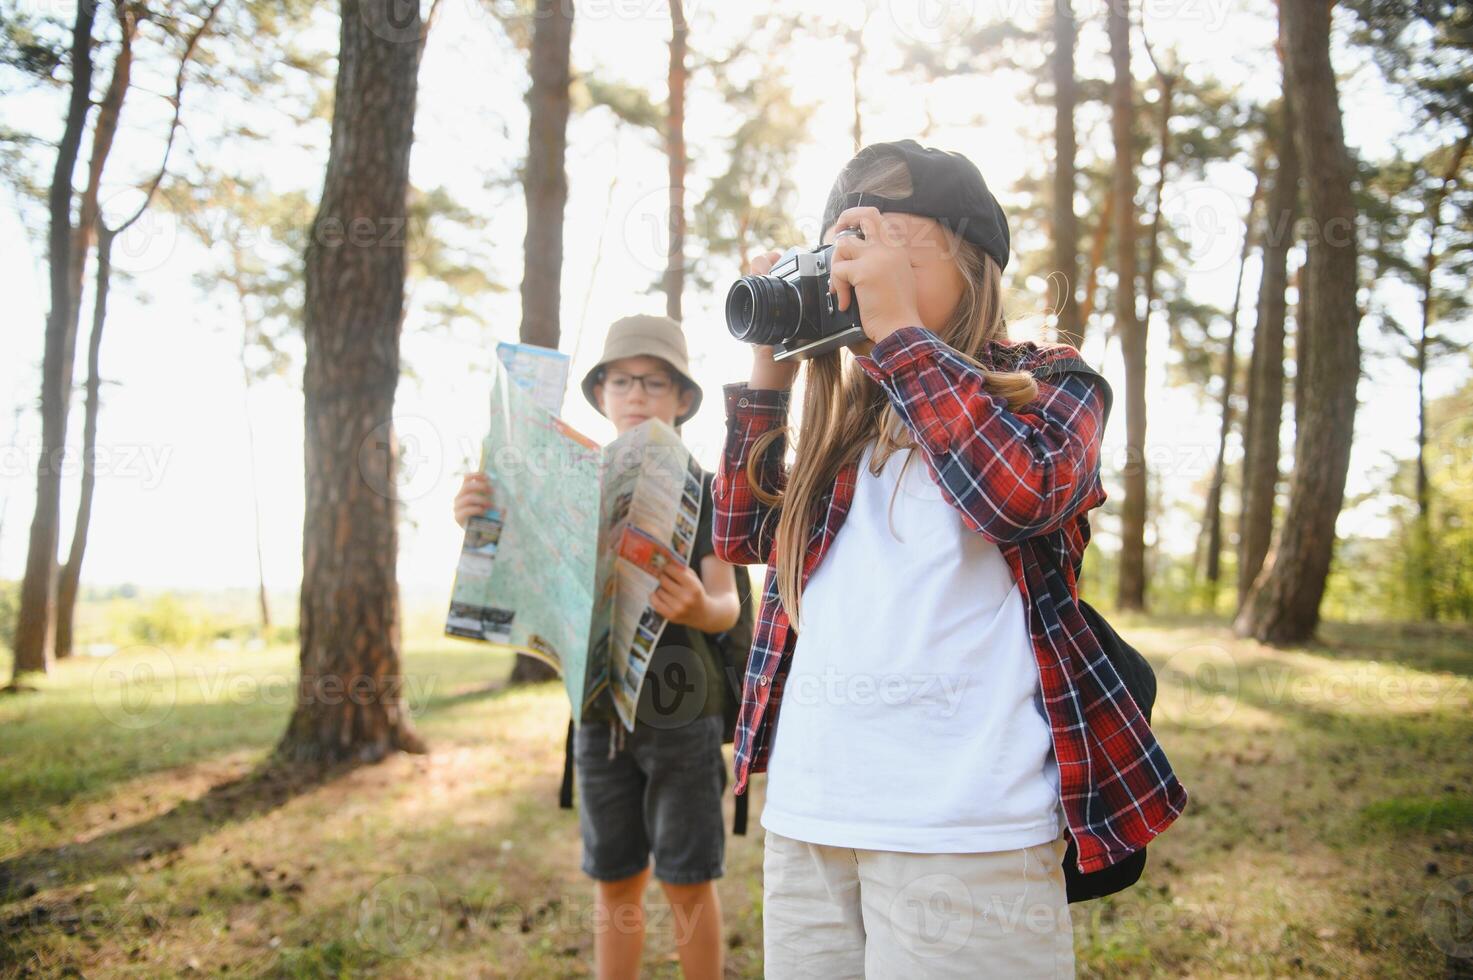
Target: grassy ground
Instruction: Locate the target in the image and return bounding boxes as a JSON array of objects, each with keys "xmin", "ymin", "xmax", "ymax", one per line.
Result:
[{"xmin": 1, "ymin": 614, "xmax": 1469, "ymax": 977}]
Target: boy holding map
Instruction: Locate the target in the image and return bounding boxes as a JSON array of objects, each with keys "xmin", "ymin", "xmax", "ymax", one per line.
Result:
[{"xmin": 454, "ymin": 314, "xmax": 739, "ymax": 979}]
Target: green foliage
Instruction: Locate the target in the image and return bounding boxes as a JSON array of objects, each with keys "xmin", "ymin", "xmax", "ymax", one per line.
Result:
[
  {"xmin": 1323, "ymin": 363, "xmax": 1473, "ymax": 622},
  {"xmin": 124, "ymin": 593, "xmax": 224, "ymax": 648},
  {"xmin": 0, "ymin": 578, "xmax": 18, "ymax": 654},
  {"xmin": 690, "ymin": 59, "xmax": 813, "ymax": 290},
  {"xmin": 576, "ymin": 76, "xmax": 665, "ymax": 133},
  {"xmin": 1343, "ymin": 0, "xmax": 1473, "ymax": 130}
]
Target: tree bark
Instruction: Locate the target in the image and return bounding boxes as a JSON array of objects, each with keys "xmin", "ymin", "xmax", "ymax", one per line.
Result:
[
  {"xmin": 54, "ymin": 5, "xmax": 139, "ymax": 661},
  {"xmin": 518, "ymin": 0, "xmax": 572, "ymax": 350},
  {"xmin": 1140, "ymin": 54, "xmax": 1173, "ymax": 361},
  {"xmin": 1200, "ymin": 150, "xmax": 1265, "ymax": 600},
  {"xmin": 1110, "ymin": 0, "xmax": 1148, "ymax": 611},
  {"xmin": 1236, "ymin": 0, "xmax": 1361, "ymax": 644},
  {"xmin": 1413, "ymin": 130, "xmax": 1470, "ymax": 620},
  {"xmin": 665, "ymin": 0, "xmax": 687, "ymax": 321},
  {"xmin": 55, "ymin": 228, "xmax": 115, "ymax": 662},
  {"xmin": 54, "ymin": 0, "xmax": 218, "ymax": 661},
  {"xmin": 11, "ymin": 0, "xmax": 96, "ymax": 681},
  {"xmin": 1078, "ymin": 183, "xmax": 1113, "ymax": 330},
  {"xmin": 1051, "ymin": 0, "xmax": 1082, "ymax": 346},
  {"xmin": 511, "ymin": 0, "xmax": 574, "ymax": 685},
  {"xmin": 222, "ymin": 257, "xmax": 276, "ymax": 632},
  {"xmin": 275, "ymin": 0, "xmax": 427, "ymax": 763},
  {"xmin": 1238, "ymin": 95, "xmax": 1300, "ymax": 609}
]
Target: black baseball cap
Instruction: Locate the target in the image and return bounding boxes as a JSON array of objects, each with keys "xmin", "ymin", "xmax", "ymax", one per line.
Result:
[{"xmin": 819, "ymin": 139, "xmax": 1011, "ymax": 272}]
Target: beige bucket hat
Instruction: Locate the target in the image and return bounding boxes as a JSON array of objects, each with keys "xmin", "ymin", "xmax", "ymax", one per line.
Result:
[{"xmin": 580, "ymin": 314, "xmax": 704, "ymax": 426}]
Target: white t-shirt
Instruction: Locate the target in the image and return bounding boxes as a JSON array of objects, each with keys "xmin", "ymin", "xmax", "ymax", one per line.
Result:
[{"xmin": 760, "ymin": 439, "xmax": 1062, "ymax": 852}]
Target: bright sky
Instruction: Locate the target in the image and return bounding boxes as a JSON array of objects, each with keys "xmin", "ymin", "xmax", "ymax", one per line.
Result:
[{"xmin": 0, "ymin": 0, "xmax": 1460, "ymax": 599}]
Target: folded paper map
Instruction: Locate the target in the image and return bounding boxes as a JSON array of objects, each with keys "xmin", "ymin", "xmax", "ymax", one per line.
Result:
[
  {"xmin": 445, "ymin": 346, "xmax": 704, "ymax": 729},
  {"xmin": 495, "ymin": 341, "xmax": 571, "ymax": 416}
]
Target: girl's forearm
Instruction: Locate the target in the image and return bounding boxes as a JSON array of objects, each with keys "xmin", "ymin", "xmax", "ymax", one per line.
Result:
[{"xmin": 712, "ymin": 381, "xmax": 790, "ymax": 565}]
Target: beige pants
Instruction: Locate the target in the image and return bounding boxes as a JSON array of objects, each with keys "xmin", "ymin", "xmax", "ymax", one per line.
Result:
[{"xmin": 762, "ymin": 829, "xmax": 1075, "ymax": 978}]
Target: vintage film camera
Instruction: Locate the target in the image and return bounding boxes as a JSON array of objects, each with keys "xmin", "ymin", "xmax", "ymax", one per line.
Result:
[{"xmin": 724, "ymin": 227, "xmax": 866, "ymax": 361}]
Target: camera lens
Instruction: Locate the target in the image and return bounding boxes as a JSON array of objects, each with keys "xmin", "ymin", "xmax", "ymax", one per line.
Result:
[{"xmin": 726, "ymin": 275, "xmax": 800, "ymax": 346}]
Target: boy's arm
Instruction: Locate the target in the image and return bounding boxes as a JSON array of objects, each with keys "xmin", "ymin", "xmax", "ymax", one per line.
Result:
[
  {"xmin": 854, "ymin": 326, "xmax": 1106, "ymax": 544},
  {"xmin": 711, "ymin": 382, "xmax": 791, "ymax": 564},
  {"xmin": 694, "ymin": 555, "xmax": 740, "ymax": 633}
]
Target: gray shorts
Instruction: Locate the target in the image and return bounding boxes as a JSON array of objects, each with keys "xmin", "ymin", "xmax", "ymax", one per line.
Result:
[{"xmin": 573, "ymin": 712, "xmax": 727, "ymax": 885}]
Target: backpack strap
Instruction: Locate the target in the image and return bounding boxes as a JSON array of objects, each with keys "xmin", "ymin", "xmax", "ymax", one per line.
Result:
[
  {"xmin": 1030, "ymin": 354, "xmax": 1114, "ymax": 428},
  {"xmin": 734, "ymin": 784, "xmax": 748, "ymax": 836},
  {"xmin": 559, "ymin": 715, "xmax": 575, "ymax": 809}
]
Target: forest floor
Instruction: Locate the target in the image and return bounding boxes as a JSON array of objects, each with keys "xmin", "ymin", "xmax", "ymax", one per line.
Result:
[{"xmin": 1, "ymin": 612, "xmax": 1470, "ymax": 978}]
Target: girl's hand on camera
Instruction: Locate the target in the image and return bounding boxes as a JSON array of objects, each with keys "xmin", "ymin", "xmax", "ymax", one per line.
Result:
[
  {"xmin": 828, "ymin": 205, "xmax": 923, "ymax": 345},
  {"xmin": 748, "ymin": 249, "xmax": 800, "ymax": 390},
  {"xmin": 454, "ymin": 471, "xmax": 495, "ymax": 528}
]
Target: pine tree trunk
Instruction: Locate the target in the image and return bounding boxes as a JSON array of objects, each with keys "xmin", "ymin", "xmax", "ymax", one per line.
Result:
[
  {"xmin": 1201, "ymin": 156, "xmax": 1264, "ymax": 601},
  {"xmin": 510, "ymin": 0, "xmax": 573, "ymax": 686},
  {"xmin": 55, "ymin": 228, "xmax": 116, "ymax": 661},
  {"xmin": 519, "ymin": 0, "xmax": 572, "ymax": 351},
  {"xmin": 1110, "ymin": 0, "xmax": 1147, "ymax": 612},
  {"xmin": 1236, "ymin": 0, "xmax": 1361, "ymax": 645},
  {"xmin": 665, "ymin": 0, "xmax": 686, "ymax": 322},
  {"xmin": 10, "ymin": 0, "xmax": 96, "ymax": 682},
  {"xmin": 1078, "ymin": 184, "xmax": 1113, "ymax": 329},
  {"xmin": 1051, "ymin": 0, "xmax": 1082, "ymax": 346},
  {"xmin": 1238, "ymin": 95, "xmax": 1300, "ymax": 609},
  {"xmin": 1413, "ymin": 130, "xmax": 1469, "ymax": 620},
  {"xmin": 275, "ymin": 0, "xmax": 427, "ymax": 763}
]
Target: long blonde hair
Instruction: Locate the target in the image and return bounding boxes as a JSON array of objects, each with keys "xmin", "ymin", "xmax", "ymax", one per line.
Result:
[{"xmin": 746, "ymin": 148, "xmax": 1039, "ymax": 630}]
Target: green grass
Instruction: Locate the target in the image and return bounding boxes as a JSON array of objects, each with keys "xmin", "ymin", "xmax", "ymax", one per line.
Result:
[
  {"xmin": 1, "ymin": 615, "xmax": 1470, "ymax": 977},
  {"xmin": 1360, "ymin": 796, "xmax": 1473, "ymax": 834}
]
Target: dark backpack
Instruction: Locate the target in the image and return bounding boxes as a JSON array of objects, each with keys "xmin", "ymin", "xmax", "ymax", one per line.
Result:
[
  {"xmin": 559, "ymin": 471, "xmax": 758, "ymax": 835},
  {"xmin": 698, "ymin": 514, "xmax": 757, "ymax": 835},
  {"xmin": 1030, "ymin": 355, "xmax": 1160, "ymax": 903},
  {"xmin": 1062, "ymin": 598, "xmax": 1158, "ymax": 902}
]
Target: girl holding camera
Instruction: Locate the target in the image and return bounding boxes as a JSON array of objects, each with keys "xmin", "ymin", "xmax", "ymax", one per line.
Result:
[{"xmin": 712, "ymin": 140, "xmax": 1188, "ymax": 977}]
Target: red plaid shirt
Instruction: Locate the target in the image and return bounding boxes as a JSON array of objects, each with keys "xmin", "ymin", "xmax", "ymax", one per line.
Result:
[{"xmin": 711, "ymin": 325, "xmax": 1189, "ymax": 873}]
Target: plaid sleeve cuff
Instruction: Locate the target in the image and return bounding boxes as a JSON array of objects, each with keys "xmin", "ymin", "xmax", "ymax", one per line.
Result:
[
  {"xmin": 852, "ymin": 325, "xmax": 940, "ymax": 380},
  {"xmin": 723, "ymin": 381, "xmax": 792, "ymax": 418}
]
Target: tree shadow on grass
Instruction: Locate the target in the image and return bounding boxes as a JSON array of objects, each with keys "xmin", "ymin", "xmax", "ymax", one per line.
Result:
[
  {"xmin": 0, "ymin": 755, "xmax": 361, "ymax": 905},
  {"xmin": 1311, "ymin": 619, "xmax": 1473, "ymax": 679},
  {"xmin": 0, "ymin": 675, "xmax": 535, "ymax": 906},
  {"xmin": 416, "ymin": 677, "xmax": 523, "ymax": 714}
]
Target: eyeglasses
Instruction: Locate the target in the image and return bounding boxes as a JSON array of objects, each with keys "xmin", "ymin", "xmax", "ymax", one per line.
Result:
[{"xmin": 601, "ymin": 369, "xmax": 677, "ymax": 397}]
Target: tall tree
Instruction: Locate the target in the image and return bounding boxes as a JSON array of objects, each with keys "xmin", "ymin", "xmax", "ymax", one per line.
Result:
[
  {"xmin": 275, "ymin": 0, "xmax": 427, "ymax": 763},
  {"xmin": 8, "ymin": 0, "xmax": 95, "ymax": 683},
  {"xmin": 1236, "ymin": 0, "xmax": 1362, "ymax": 644},
  {"xmin": 1238, "ymin": 96, "xmax": 1301, "ymax": 608},
  {"xmin": 1347, "ymin": 0, "xmax": 1473, "ymax": 624},
  {"xmin": 1138, "ymin": 29, "xmax": 1175, "ymax": 372},
  {"xmin": 1109, "ymin": 0, "xmax": 1148, "ymax": 611},
  {"xmin": 509, "ymin": 0, "xmax": 573, "ymax": 685},
  {"xmin": 664, "ymin": 0, "xmax": 686, "ymax": 321},
  {"xmin": 55, "ymin": 0, "xmax": 224, "ymax": 661},
  {"xmin": 1050, "ymin": 0, "xmax": 1082, "ymax": 345},
  {"xmin": 49, "ymin": 0, "xmax": 138, "ymax": 661},
  {"xmin": 1199, "ymin": 146, "xmax": 1265, "ymax": 601}
]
